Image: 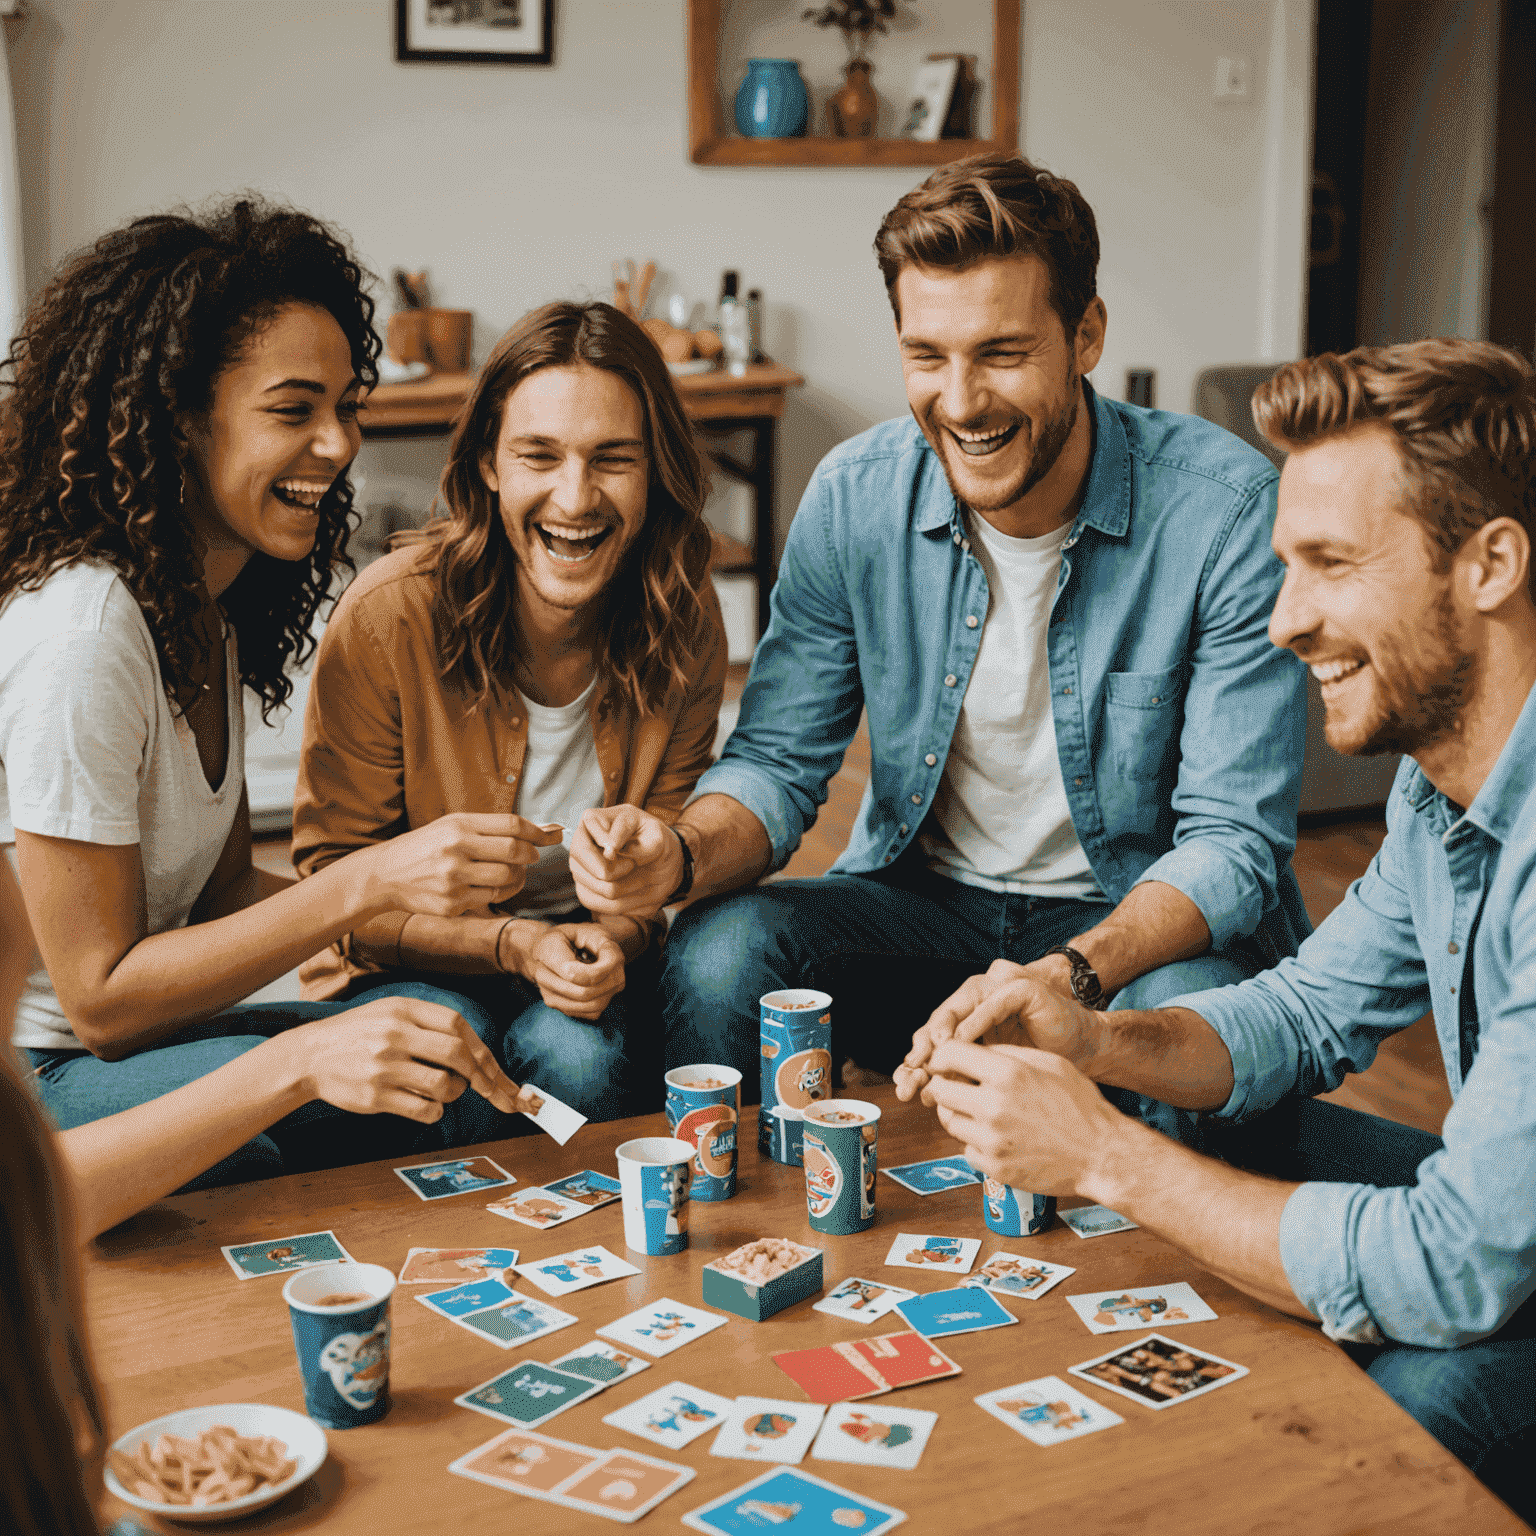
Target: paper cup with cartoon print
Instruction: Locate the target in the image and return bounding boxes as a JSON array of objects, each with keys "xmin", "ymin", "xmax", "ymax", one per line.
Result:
[
  {"xmin": 759, "ymin": 988, "xmax": 833, "ymax": 1165},
  {"xmin": 983, "ymin": 1175, "xmax": 1056, "ymax": 1238},
  {"xmin": 664, "ymin": 1064, "xmax": 742, "ymax": 1202},
  {"xmin": 616, "ymin": 1137, "xmax": 694, "ymax": 1256},
  {"xmin": 283, "ymin": 1261, "xmax": 394, "ymax": 1428},
  {"xmin": 802, "ymin": 1098, "xmax": 880, "ymax": 1235}
]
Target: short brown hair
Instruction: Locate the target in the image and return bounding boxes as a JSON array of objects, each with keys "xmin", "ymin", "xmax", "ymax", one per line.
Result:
[
  {"xmin": 1253, "ymin": 341, "xmax": 1536, "ymax": 584},
  {"xmin": 874, "ymin": 151, "xmax": 1100, "ymax": 337}
]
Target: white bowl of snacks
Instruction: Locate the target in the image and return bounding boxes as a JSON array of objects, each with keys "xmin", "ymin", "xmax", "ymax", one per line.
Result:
[{"xmin": 104, "ymin": 1403, "xmax": 327, "ymax": 1523}]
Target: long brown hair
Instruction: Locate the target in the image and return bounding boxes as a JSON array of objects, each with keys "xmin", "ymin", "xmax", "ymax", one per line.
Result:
[{"xmin": 423, "ymin": 301, "xmax": 712, "ymax": 716}]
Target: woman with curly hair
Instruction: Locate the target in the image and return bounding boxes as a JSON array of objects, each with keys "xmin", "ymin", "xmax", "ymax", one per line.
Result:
[
  {"xmin": 293, "ymin": 300, "xmax": 725, "ymax": 1121},
  {"xmin": 0, "ymin": 198, "xmax": 551, "ymax": 1191}
]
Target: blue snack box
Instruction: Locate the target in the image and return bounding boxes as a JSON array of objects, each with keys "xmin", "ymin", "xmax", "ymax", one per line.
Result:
[{"xmin": 701, "ymin": 1240, "xmax": 824, "ymax": 1322}]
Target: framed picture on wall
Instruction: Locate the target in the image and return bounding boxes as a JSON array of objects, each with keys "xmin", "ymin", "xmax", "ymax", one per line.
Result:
[{"xmin": 395, "ymin": 0, "xmax": 554, "ymax": 66}]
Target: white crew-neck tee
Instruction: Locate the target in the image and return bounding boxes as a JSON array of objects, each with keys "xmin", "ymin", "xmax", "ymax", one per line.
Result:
[
  {"xmin": 512, "ymin": 676, "xmax": 607, "ymax": 917},
  {"xmin": 920, "ymin": 512, "xmax": 1101, "ymax": 898}
]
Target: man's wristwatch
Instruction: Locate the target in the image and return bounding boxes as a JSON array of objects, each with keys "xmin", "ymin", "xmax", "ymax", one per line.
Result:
[
  {"xmin": 665, "ymin": 824, "xmax": 695, "ymax": 905},
  {"xmin": 1046, "ymin": 945, "xmax": 1108, "ymax": 1010}
]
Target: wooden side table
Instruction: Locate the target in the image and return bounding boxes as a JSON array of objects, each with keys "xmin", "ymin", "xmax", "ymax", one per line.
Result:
[{"xmin": 359, "ymin": 361, "xmax": 805, "ymax": 639}]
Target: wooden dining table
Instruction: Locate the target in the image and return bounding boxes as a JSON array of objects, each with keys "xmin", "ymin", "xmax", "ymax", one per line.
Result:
[{"xmin": 87, "ymin": 1083, "xmax": 1526, "ymax": 1535}]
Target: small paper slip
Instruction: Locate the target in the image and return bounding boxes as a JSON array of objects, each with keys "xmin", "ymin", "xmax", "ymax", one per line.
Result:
[
  {"xmin": 455, "ymin": 1362, "xmax": 603, "ymax": 1429},
  {"xmin": 974, "ymin": 1375, "xmax": 1124, "ymax": 1446},
  {"xmin": 486, "ymin": 1186, "xmax": 590, "ymax": 1230},
  {"xmin": 521, "ymin": 1084, "xmax": 587, "ymax": 1145},
  {"xmin": 810, "ymin": 1402, "xmax": 938, "ymax": 1471},
  {"xmin": 597, "ymin": 1298, "xmax": 728, "ymax": 1358},
  {"xmin": 1058, "ymin": 1204, "xmax": 1138, "ymax": 1238},
  {"xmin": 514, "ymin": 1245, "xmax": 640, "ymax": 1297},
  {"xmin": 894, "ymin": 1286, "xmax": 1017, "ymax": 1340},
  {"xmin": 392, "ymin": 1155, "xmax": 515, "ymax": 1201},
  {"xmin": 880, "ymin": 1155, "xmax": 983, "ymax": 1195},
  {"xmin": 709, "ymin": 1397, "xmax": 826, "ymax": 1465},
  {"xmin": 882, "ymin": 1231, "xmax": 981, "ymax": 1274},
  {"xmin": 682, "ymin": 1466, "xmax": 908, "ymax": 1536},
  {"xmin": 398, "ymin": 1246, "xmax": 520, "ymax": 1285},
  {"xmin": 220, "ymin": 1229, "xmax": 351, "ymax": 1280},
  {"xmin": 1068, "ymin": 1332, "xmax": 1249, "ymax": 1410},
  {"xmin": 1064, "ymin": 1281, "xmax": 1218, "ymax": 1335},
  {"xmin": 813, "ymin": 1276, "xmax": 917, "ymax": 1324},
  {"xmin": 961, "ymin": 1251, "xmax": 1074, "ymax": 1299},
  {"xmin": 602, "ymin": 1381, "xmax": 736, "ymax": 1451},
  {"xmin": 450, "ymin": 1426, "xmax": 693, "ymax": 1523}
]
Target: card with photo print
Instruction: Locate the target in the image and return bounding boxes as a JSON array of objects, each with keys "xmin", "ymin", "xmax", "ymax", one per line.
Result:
[{"xmin": 1068, "ymin": 1332, "xmax": 1249, "ymax": 1410}]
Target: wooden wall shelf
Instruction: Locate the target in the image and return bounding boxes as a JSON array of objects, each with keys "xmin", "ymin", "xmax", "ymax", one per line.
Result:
[{"xmin": 688, "ymin": 0, "xmax": 1020, "ymax": 168}]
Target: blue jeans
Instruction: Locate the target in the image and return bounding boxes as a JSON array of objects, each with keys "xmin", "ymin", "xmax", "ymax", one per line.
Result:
[
  {"xmin": 22, "ymin": 983, "xmax": 515, "ymax": 1190},
  {"xmin": 1207, "ymin": 1098, "xmax": 1536, "ymax": 1522},
  {"xmin": 660, "ymin": 858, "xmax": 1263, "ymax": 1139}
]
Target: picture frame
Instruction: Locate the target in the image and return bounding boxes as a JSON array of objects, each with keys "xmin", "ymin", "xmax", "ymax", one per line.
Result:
[
  {"xmin": 395, "ymin": 0, "xmax": 554, "ymax": 67},
  {"xmin": 902, "ymin": 57, "xmax": 961, "ymax": 142}
]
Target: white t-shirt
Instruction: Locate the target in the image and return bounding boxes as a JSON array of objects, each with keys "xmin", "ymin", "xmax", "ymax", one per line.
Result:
[
  {"xmin": 920, "ymin": 513, "xmax": 1101, "ymax": 898},
  {"xmin": 511, "ymin": 677, "xmax": 606, "ymax": 918},
  {"xmin": 0, "ymin": 563, "xmax": 243, "ymax": 1049}
]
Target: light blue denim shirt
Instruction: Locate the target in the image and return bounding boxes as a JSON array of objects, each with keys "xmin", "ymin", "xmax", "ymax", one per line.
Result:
[
  {"xmin": 1182, "ymin": 681, "xmax": 1536, "ymax": 1348},
  {"xmin": 697, "ymin": 384, "xmax": 1311, "ymax": 959}
]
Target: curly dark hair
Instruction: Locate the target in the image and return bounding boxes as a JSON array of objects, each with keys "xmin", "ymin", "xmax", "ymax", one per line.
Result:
[
  {"xmin": 874, "ymin": 151, "xmax": 1100, "ymax": 339},
  {"xmin": 0, "ymin": 196, "xmax": 379, "ymax": 717}
]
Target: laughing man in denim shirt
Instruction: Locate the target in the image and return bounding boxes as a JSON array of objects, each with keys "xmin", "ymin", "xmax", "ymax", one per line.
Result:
[
  {"xmin": 570, "ymin": 154, "xmax": 1308, "ymax": 1130},
  {"xmin": 906, "ymin": 340, "xmax": 1536, "ymax": 1518}
]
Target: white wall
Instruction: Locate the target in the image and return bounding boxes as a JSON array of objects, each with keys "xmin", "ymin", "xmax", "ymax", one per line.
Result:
[{"xmin": 8, "ymin": 0, "xmax": 1312, "ymax": 552}]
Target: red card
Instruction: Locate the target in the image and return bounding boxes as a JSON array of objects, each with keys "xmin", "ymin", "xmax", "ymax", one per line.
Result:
[
  {"xmin": 853, "ymin": 1329, "xmax": 962, "ymax": 1388},
  {"xmin": 771, "ymin": 1341, "xmax": 891, "ymax": 1403}
]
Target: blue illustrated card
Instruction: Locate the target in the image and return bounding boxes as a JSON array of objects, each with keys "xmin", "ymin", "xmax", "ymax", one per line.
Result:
[
  {"xmin": 392, "ymin": 1155, "xmax": 515, "ymax": 1201},
  {"xmin": 895, "ymin": 1286, "xmax": 1018, "ymax": 1339},
  {"xmin": 220, "ymin": 1229, "xmax": 352, "ymax": 1280},
  {"xmin": 880, "ymin": 1156, "xmax": 983, "ymax": 1196},
  {"xmin": 455, "ymin": 1361, "xmax": 602, "ymax": 1429},
  {"xmin": 681, "ymin": 1466, "xmax": 907, "ymax": 1535},
  {"xmin": 458, "ymin": 1293, "xmax": 578, "ymax": 1350},
  {"xmin": 546, "ymin": 1169, "xmax": 622, "ymax": 1208},
  {"xmin": 417, "ymin": 1277, "xmax": 519, "ymax": 1319}
]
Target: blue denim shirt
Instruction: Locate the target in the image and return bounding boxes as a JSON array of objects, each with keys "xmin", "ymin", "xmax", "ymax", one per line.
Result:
[{"xmin": 697, "ymin": 384, "xmax": 1311, "ymax": 958}]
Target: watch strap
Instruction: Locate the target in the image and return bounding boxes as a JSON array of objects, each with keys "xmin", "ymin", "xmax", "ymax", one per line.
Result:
[
  {"xmin": 665, "ymin": 823, "xmax": 695, "ymax": 905},
  {"xmin": 1046, "ymin": 944, "xmax": 1108, "ymax": 1010}
]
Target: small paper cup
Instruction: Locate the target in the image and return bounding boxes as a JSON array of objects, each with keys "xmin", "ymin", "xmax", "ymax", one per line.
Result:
[
  {"xmin": 759, "ymin": 989, "xmax": 832, "ymax": 1166},
  {"xmin": 282, "ymin": 1262, "xmax": 394, "ymax": 1429},
  {"xmin": 802, "ymin": 1099, "xmax": 880, "ymax": 1235},
  {"xmin": 982, "ymin": 1176, "xmax": 1057, "ymax": 1238},
  {"xmin": 665, "ymin": 1065, "xmax": 743, "ymax": 1202},
  {"xmin": 615, "ymin": 1136, "xmax": 694, "ymax": 1256}
]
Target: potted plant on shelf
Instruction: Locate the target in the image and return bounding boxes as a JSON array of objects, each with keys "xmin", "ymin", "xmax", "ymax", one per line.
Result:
[{"xmin": 804, "ymin": 0, "xmax": 900, "ymax": 139}]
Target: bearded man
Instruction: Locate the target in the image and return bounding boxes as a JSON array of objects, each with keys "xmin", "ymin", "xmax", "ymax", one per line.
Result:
[{"xmin": 571, "ymin": 152, "xmax": 1309, "ymax": 1135}]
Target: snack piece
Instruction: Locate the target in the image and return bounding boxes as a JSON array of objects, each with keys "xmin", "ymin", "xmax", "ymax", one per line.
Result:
[
  {"xmin": 717, "ymin": 1238, "xmax": 816, "ymax": 1285},
  {"xmin": 108, "ymin": 1425, "xmax": 297, "ymax": 1507},
  {"xmin": 692, "ymin": 328, "xmax": 723, "ymax": 359}
]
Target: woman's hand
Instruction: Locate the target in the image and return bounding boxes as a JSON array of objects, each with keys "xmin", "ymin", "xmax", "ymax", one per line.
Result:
[
  {"xmin": 288, "ymin": 994, "xmax": 537, "ymax": 1122},
  {"xmin": 514, "ymin": 923, "xmax": 627, "ymax": 1021},
  {"xmin": 569, "ymin": 805, "xmax": 683, "ymax": 918},
  {"xmin": 350, "ymin": 812, "xmax": 562, "ymax": 919}
]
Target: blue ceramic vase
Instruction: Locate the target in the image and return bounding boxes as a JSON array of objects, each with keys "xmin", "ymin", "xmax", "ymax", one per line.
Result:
[{"xmin": 735, "ymin": 58, "xmax": 809, "ymax": 138}]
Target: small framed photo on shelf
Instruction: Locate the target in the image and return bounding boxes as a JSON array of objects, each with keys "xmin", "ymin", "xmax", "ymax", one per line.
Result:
[
  {"xmin": 902, "ymin": 56, "xmax": 961, "ymax": 141},
  {"xmin": 395, "ymin": 0, "xmax": 554, "ymax": 67}
]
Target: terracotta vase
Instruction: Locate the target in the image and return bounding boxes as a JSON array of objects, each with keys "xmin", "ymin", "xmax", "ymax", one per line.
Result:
[{"xmin": 827, "ymin": 59, "xmax": 878, "ymax": 138}]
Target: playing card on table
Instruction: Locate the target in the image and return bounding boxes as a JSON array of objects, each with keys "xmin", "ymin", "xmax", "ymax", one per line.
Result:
[
  {"xmin": 392, "ymin": 1155, "xmax": 515, "ymax": 1201},
  {"xmin": 220, "ymin": 1229, "xmax": 352, "ymax": 1280},
  {"xmin": 514, "ymin": 1245, "xmax": 640, "ymax": 1297},
  {"xmin": 813, "ymin": 1276, "xmax": 917, "ymax": 1324},
  {"xmin": 398, "ymin": 1246, "xmax": 520, "ymax": 1285},
  {"xmin": 452, "ymin": 1291, "xmax": 579, "ymax": 1350},
  {"xmin": 880, "ymin": 1155, "xmax": 983, "ymax": 1195},
  {"xmin": 450, "ymin": 1426, "xmax": 604, "ymax": 1498},
  {"xmin": 811, "ymin": 1403, "xmax": 938, "ymax": 1471},
  {"xmin": 855, "ymin": 1329, "xmax": 962, "ymax": 1389},
  {"xmin": 597, "ymin": 1298, "xmax": 728, "ymax": 1358},
  {"xmin": 486, "ymin": 1186, "xmax": 590, "ymax": 1230},
  {"xmin": 882, "ymin": 1231, "xmax": 981, "ymax": 1273},
  {"xmin": 417, "ymin": 1276, "xmax": 519, "ymax": 1320},
  {"xmin": 1068, "ymin": 1332, "xmax": 1249, "ymax": 1410},
  {"xmin": 455, "ymin": 1361, "xmax": 603, "ymax": 1429},
  {"xmin": 545, "ymin": 1169, "xmax": 622, "ymax": 1208},
  {"xmin": 895, "ymin": 1286, "xmax": 1017, "ymax": 1339},
  {"xmin": 974, "ymin": 1375, "xmax": 1124, "ymax": 1446},
  {"xmin": 772, "ymin": 1342, "xmax": 889, "ymax": 1404},
  {"xmin": 1058, "ymin": 1203, "xmax": 1138, "ymax": 1238},
  {"xmin": 550, "ymin": 1340, "xmax": 652, "ymax": 1389},
  {"xmin": 554, "ymin": 1447, "xmax": 695, "ymax": 1523},
  {"xmin": 962, "ymin": 1250, "xmax": 1074, "ymax": 1299},
  {"xmin": 520, "ymin": 1084, "xmax": 587, "ymax": 1145},
  {"xmin": 682, "ymin": 1467, "xmax": 907, "ymax": 1536},
  {"xmin": 1065, "ymin": 1280, "xmax": 1218, "ymax": 1334},
  {"xmin": 710, "ymin": 1397, "xmax": 826, "ymax": 1465},
  {"xmin": 603, "ymin": 1381, "xmax": 736, "ymax": 1450}
]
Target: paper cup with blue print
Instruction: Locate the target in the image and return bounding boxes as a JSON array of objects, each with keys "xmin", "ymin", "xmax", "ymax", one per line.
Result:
[
  {"xmin": 759, "ymin": 988, "xmax": 833, "ymax": 1165},
  {"xmin": 983, "ymin": 1175, "xmax": 1056, "ymax": 1238},
  {"xmin": 615, "ymin": 1137, "xmax": 694, "ymax": 1257},
  {"xmin": 665, "ymin": 1064, "xmax": 742, "ymax": 1202},
  {"xmin": 802, "ymin": 1098, "xmax": 880, "ymax": 1236},
  {"xmin": 283, "ymin": 1261, "xmax": 394, "ymax": 1429}
]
